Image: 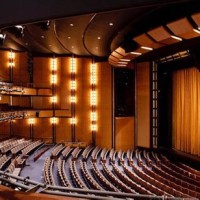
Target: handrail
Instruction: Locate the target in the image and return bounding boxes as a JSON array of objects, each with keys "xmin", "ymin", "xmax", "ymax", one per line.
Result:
[{"xmin": 0, "ymin": 170, "xmax": 195, "ymax": 200}]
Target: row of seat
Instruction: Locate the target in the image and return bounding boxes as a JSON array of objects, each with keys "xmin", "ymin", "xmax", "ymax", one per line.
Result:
[
  {"xmin": 51, "ymin": 143, "xmax": 65, "ymax": 158},
  {"xmin": 0, "ymin": 155, "xmax": 10, "ymax": 170},
  {"xmin": 21, "ymin": 140, "xmax": 43, "ymax": 156},
  {"xmin": 82, "ymin": 145, "xmax": 93, "ymax": 161},
  {"xmin": 61, "ymin": 146, "xmax": 72, "ymax": 159},
  {"xmin": 91, "ymin": 146, "xmax": 101, "ymax": 162},
  {"xmin": 43, "ymin": 157, "xmax": 55, "ymax": 185},
  {"xmin": 180, "ymin": 162, "xmax": 200, "ymax": 177},
  {"xmin": 80, "ymin": 160, "xmax": 103, "ymax": 190},
  {"xmin": 57, "ymin": 158, "xmax": 71, "ymax": 187},
  {"xmin": 142, "ymin": 163, "xmax": 200, "ymax": 198},
  {"xmin": 101, "ymin": 161, "xmax": 135, "ymax": 193},
  {"xmin": 111, "ymin": 162, "xmax": 151, "ymax": 195},
  {"xmin": 0, "ymin": 138, "xmax": 25, "ymax": 154},
  {"xmin": 11, "ymin": 140, "xmax": 31, "ymax": 155},
  {"xmin": 90, "ymin": 161, "xmax": 118, "ymax": 192},
  {"xmin": 69, "ymin": 160, "xmax": 87, "ymax": 189}
]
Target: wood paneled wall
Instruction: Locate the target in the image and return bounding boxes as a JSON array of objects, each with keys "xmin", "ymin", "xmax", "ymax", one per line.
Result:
[
  {"xmin": 0, "ymin": 50, "xmax": 133, "ymax": 149},
  {"xmin": 97, "ymin": 62, "xmax": 112, "ymax": 148},
  {"xmin": 115, "ymin": 117, "xmax": 134, "ymax": 151},
  {"xmin": 0, "ymin": 51, "xmax": 9, "ymax": 81},
  {"xmin": 135, "ymin": 62, "xmax": 150, "ymax": 148}
]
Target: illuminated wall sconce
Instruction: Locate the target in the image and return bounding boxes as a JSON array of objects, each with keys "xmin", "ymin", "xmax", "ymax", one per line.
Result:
[
  {"xmin": 91, "ymin": 112, "xmax": 97, "ymax": 121},
  {"xmin": 51, "ymin": 96, "xmax": 57, "ymax": 103},
  {"xmin": 51, "ymin": 117, "xmax": 58, "ymax": 124},
  {"xmin": 8, "ymin": 51, "xmax": 15, "ymax": 68},
  {"xmin": 51, "ymin": 74, "xmax": 57, "ymax": 84},
  {"xmin": 70, "ymin": 96, "xmax": 76, "ymax": 103},
  {"xmin": 90, "ymin": 91, "xmax": 97, "ymax": 106},
  {"xmin": 90, "ymin": 63, "xmax": 97, "ymax": 84},
  {"xmin": 91, "ymin": 124, "xmax": 97, "ymax": 131},
  {"xmin": 70, "ymin": 80, "xmax": 76, "ymax": 90},
  {"xmin": 70, "ymin": 117, "xmax": 77, "ymax": 124},
  {"xmin": 51, "ymin": 58, "xmax": 57, "ymax": 71},
  {"xmin": 70, "ymin": 58, "xmax": 76, "ymax": 73},
  {"xmin": 28, "ymin": 118, "xmax": 35, "ymax": 125}
]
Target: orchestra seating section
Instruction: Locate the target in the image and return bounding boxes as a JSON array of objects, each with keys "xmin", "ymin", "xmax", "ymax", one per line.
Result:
[{"xmin": 0, "ymin": 137, "xmax": 199, "ymax": 199}]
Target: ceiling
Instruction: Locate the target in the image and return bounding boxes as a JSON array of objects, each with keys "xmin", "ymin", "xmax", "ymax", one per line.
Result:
[{"xmin": 0, "ymin": 0, "xmax": 200, "ymax": 60}]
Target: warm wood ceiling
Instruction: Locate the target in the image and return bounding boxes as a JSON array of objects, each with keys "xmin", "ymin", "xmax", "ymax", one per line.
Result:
[{"xmin": 0, "ymin": 0, "xmax": 199, "ymax": 59}]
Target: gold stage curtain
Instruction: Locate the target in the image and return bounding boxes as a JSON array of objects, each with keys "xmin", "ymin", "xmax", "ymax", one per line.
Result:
[{"xmin": 173, "ymin": 67, "xmax": 200, "ymax": 156}]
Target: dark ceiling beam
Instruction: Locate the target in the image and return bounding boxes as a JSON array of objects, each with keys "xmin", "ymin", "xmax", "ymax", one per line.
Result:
[{"xmin": 0, "ymin": 0, "xmax": 197, "ymax": 28}]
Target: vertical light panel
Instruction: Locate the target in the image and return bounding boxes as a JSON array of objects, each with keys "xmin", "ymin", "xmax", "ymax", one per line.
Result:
[
  {"xmin": 8, "ymin": 51, "xmax": 15, "ymax": 68},
  {"xmin": 51, "ymin": 57, "xmax": 57, "ymax": 144},
  {"xmin": 90, "ymin": 62, "xmax": 97, "ymax": 134},
  {"xmin": 51, "ymin": 58, "xmax": 57, "ymax": 84},
  {"xmin": 70, "ymin": 57, "xmax": 77, "ymax": 142}
]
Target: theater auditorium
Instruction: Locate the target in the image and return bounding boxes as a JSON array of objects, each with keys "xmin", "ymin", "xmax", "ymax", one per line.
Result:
[{"xmin": 0, "ymin": 0, "xmax": 200, "ymax": 199}]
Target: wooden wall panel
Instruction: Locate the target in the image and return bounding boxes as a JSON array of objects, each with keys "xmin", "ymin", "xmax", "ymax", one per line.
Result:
[
  {"xmin": 12, "ymin": 96, "xmax": 30, "ymax": 108},
  {"xmin": 0, "ymin": 51, "xmax": 9, "ymax": 82},
  {"xmin": 13, "ymin": 52, "xmax": 29, "ymax": 84},
  {"xmin": 33, "ymin": 57, "xmax": 52, "ymax": 88},
  {"xmin": 115, "ymin": 117, "xmax": 134, "ymax": 151},
  {"xmin": 136, "ymin": 62, "xmax": 150, "ymax": 148},
  {"xmin": 55, "ymin": 118, "xmax": 71, "ymax": 143},
  {"xmin": 75, "ymin": 58, "xmax": 91, "ymax": 143},
  {"xmin": 0, "ymin": 95, "xmax": 9, "ymax": 104},
  {"xmin": 0, "ymin": 122, "xmax": 10, "ymax": 137},
  {"xmin": 32, "ymin": 96, "xmax": 52, "ymax": 109},
  {"xmin": 60, "ymin": 57, "xmax": 71, "ymax": 110},
  {"xmin": 96, "ymin": 62, "xmax": 112, "ymax": 148},
  {"xmin": 12, "ymin": 119, "xmax": 30, "ymax": 138},
  {"xmin": 33, "ymin": 118, "xmax": 52, "ymax": 142}
]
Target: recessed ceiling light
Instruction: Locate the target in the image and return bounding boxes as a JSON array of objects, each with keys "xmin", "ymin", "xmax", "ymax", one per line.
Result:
[
  {"xmin": 193, "ymin": 28, "xmax": 200, "ymax": 34},
  {"xmin": 141, "ymin": 46, "xmax": 153, "ymax": 51},
  {"xmin": 70, "ymin": 23, "xmax": 74, "ymax": 27},
  {"xmin": 41, "ymin": 35, "xmax": 45, "ymax": 39},
  {"xmin": 49, "ymin": 44, "xmax": 52, "ymax": 47},
  {"xmin": 68, "ymin": 36, "xmax": 71, "ymax": 39},
  {"xmin": 72, "ymin": 46, "xmax": 74, "ymax": 48},
  {"xmin": 97, "ymin": 37, "xmax": 101, "ymax": 40},
  {"xmin": 120, "ymin": 59, "xmax": 130, "ymax": 61},
  {"xmin": 171, "ymin": 35, "xmax": 182, "ymax": 41},
  {"xmin": 130, "ymin": 51, "xmax": 142, "ymax": 55},
  {"xmin": 109, "ymin": 22, "xmax": 113, "ymax": 26}
]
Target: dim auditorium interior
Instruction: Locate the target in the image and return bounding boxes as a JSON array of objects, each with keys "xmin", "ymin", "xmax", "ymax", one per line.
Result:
[{"xmin": 1, "ymin": 0, "xmax": 200, "ymax": 199}]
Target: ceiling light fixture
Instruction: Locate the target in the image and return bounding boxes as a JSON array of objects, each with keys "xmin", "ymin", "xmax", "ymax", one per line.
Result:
[
  {"xmin": 97, "ymin": 37, "xmax": 101, "ymax": 40},
  {"xmin": 130, "ymin": 51, "xmax": 142, "ymax": 55},
  {"xmin": 120, "ymin": 59, "xmax": 131, "ymax": 62},
  {"xmin": 118, "ymin": 61, "xmax": 128, "ymax": 64},
  {"xmin": 171, "ymin": 35, "xmax": 182, "ymax": 41},
  {"xmin": 141, "ymin": 46, "xmax": 153, "ymax": 51},
  {"xmin": 70, "ymin": 23, "xmax": 74, "ymax": 27},
  {"xmin": 68, "ymin": 36, "xmax": 71, "ymax": 39},
  {"xmin": 41, "ymin": 35, "xmax": 45, "ymax": 38},
  {"xmin": 109, "ymin": 22, "xmax": 114, "ymax": 26},
  {"xmin": 193, "ymin": 28, "xmax": 200, "ymax": 34}
]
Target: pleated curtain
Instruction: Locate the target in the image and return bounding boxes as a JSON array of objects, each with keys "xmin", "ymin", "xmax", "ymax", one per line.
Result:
[{"xmin": 173, "ymin": 67, "xmax": 200, "ymax": 156}]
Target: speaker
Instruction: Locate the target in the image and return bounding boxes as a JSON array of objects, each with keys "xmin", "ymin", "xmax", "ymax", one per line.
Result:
[{"xmin": 35, "ymin": 111, "xmax": 39, "ymax": 117}]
